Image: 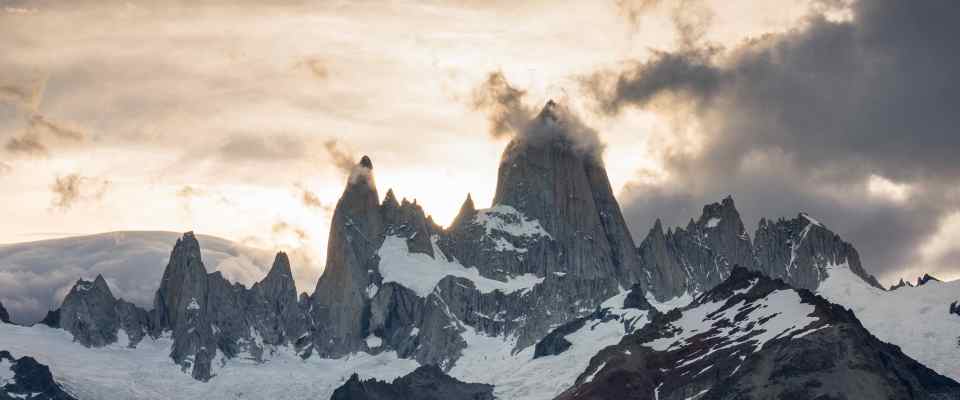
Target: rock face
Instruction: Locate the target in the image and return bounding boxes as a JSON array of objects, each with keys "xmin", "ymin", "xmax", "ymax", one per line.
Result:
[
  {"xmin": 917, "ymin": 273, "xmax": 942, "ymax": 286},
  {"xmin": 754, "ymin": 213, "xmax": 884, "ymax": 291},
  {"xmin": 330, "ymin": 365, "xmax": 495, "ymax": 400},
  {"xmin": 149, "ymin": 233, "xmax": 311, "ymax": 380},
  {"xmin": 432, "ymin": 101, "xmax": 644, "ymax": 352},
  {"xmin": 556, "ymin": 268, "xmax": 960, "ymax": 400},
  {"xmin": 639, "ymin": 196, "xmax": 755, "ymax": 301},
  {"xmin": 59, "ymin": 275, "xmax": 150, "ymax": 347},
  {"xmin": 0, "ymin": 302, "xmax": 9, "ymax": 324},
  {"xmin": 641, "ymin": 200, "xmax": 884, "ymax": 300},
  {"xmin": 0, "ymin": 350, "xmax": 77, "ymax": 400},
  {"xmin": 307, "ymin": 156, "xmax": 385, "ymax": 358}
]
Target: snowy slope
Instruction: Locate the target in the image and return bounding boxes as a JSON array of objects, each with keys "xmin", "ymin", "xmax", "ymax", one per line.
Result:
[
  {"xmin": 0, "ymin": 323, "xmax": 417, "ymax": 400},
  {"xmin": 0, "ymin": 287, "xmax": 661, "ymax": 400},
  {"xmin": 819, "ymin": 263, "xmax": 960, "ymax": 381}
]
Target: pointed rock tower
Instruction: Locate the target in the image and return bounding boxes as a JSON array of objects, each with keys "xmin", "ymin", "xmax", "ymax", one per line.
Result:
[
  {"xmin": 309, "ymin": 156, "xmax": 386, "ymax": 357},
  {"xmin": 491, "ymin": 100, "xmax": 643, "ymax": 285}
]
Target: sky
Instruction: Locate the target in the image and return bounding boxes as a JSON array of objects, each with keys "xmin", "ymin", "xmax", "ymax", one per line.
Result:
[{"xmin": 0, "ymin": 0, "xmax": 957, "ymax": 289}]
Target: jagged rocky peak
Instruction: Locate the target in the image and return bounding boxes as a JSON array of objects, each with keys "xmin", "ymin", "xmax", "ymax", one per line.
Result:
[
  {"xmin": 0, "ymin": 301, "xmax": 9, "ymax": 324},
  {"xmin": 489, "ymin": 100, "xmax": 643, "ymax": 284},
  {"xmin": 58, "ymin": 274, "xmax": 151, "ymax": 348},
  {"xmin": 382, "ymin": 195, "xmax": 435, "ymax": 257},
  {"xmin": 917, "ymin": 273, "xmax": 942, "ymax": 286},
  {"xmin": 754, "ymin": 212, "xmax": 884, "ymax": 291},
  {"xmin": 309, "ymin": 155, "xmax": 387, "ymax": 358},
  {"xmin": 154, "ymin": 231, "xmax": 208, "ymax": 333},
  {"xmin": 638, "ymin": 196, "xmax": 754, "ymax": 301},
  {"xmin": 59, "ymin": 275, "xmax": 119, "ymax": 347},
  {"xmin": 449, "ymin": 193, "xmax": 477, "ymax": 229},
  {"xmin": 890, "ymin": 277, "xmax": 915, "ymax": 291},
  {"xmin": 557, "ymin": 266, "xmax": 960, "ymax": 400}
]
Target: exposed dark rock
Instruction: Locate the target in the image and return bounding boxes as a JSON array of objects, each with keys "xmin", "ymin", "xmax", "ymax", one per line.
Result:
[
  {"xmin": 307, "ymin": 156, "xmax": 385, "ymax": 358},
  {"xmin": 38, "ymin": 310, "xmax": 60, "ymax": 329},
  {"xmin": 329, "ymin": 365, "xmax": 495, "ymax": 400},
  {"xmin": 0, "ymin": 350, "xmax": 77, "ymax": 400},
  {"xmin": 639, "ymin": 197, "xmax": 755, "ymax": 301},
  {"xmin": 917, "ymin": 274, "xmax": 942, "ymax": 286},
  {"xmin": 535, "ymin": 283, "xmax": 656, "ymax": 359},
  {"xmin": 0, "ymin": 302, "xmax": 9, "ymax": 324},
  {"xmin": 890, "ymin": 278, "xmax": 914, "ymax": 291},
  {"xmin": 555, "ymin": 268, "xmax": 960, "ymax": 400},
  {"xmin": 754, "ymin": 213, "xmax": 884, "ymax": 291}
]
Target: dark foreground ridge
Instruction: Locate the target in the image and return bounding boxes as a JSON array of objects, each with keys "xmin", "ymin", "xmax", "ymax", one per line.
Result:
[
  {"xmin": 330, "ymin": 365, "xmax": 494, "ymax": 400},
  {"xmin": 554, "ymin": 267, "xmax": 960, "ymax": 400},
  {"xmin": 0, "ymin": 350, "xmax": 77, "ymax": 400}
]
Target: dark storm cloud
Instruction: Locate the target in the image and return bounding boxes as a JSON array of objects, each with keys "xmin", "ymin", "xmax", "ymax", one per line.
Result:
[
  {"xmin": 592, "ymin": 0, "xmax": 960, "ymax": 281},
  {"xmin": 50, "ymin": 174, "xmax": 110, "ymax": 211}
]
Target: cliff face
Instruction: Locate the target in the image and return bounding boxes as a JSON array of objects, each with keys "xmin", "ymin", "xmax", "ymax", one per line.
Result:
[
  {"xmin": 639, "ymin": 199, "xmax": 883, "ymax": 301},
  {"xmin": 754, "ymin": 213, "xmax": 884, "ymax": 291},
  {"xmin": 639, "ymin": 197, "xmax": 755, "ymax": 301}
]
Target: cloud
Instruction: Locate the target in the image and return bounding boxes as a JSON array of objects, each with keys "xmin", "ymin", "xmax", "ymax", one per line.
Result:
[
  {"xmin": 471, "ymin": 71, "xmax": 532, "ymax": 139},
  {"xmin": 2, "ymin": 76, "xmax": 86, "ymax": 157},
  {"xmin": 294, "ymin": 56, "xmax": 329, "ymax": 80},
  {"xmin": 471, "ymin": 71, "xmax": 605, "ymax": 160},
  {"xmin": 217, "ymin": 134, "xmax": 307, "ymax": 162},
  {"xmin": 5, "ymin": 134, "xmax": 47, "ymax": 155},
  {"xmin": 272, "ymin": 221, "xmax": 309, "ymax": 242},
  {"xmin": 50, "ymin": 174, "xmax": 110, "ymax": 211},
  {"xmin": 590, "ymin": 0, "xmax": 960, "ymax": 282},
  {"xmin": 615, "ymin": 0, "xmax": 661, "ymax": 31},
  {"xmin": 323, "ymin": 139, "xmax": 357, "ymax": 175}
]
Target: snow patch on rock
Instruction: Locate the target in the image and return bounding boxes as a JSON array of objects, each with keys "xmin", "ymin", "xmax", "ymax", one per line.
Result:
[
  {"xmin": 475, "ymin": 205, "xmax": 552, "ymax": 239},
  {"xmin": 378, "ymin": 235, "xmax": 544, "ymax": 297}
]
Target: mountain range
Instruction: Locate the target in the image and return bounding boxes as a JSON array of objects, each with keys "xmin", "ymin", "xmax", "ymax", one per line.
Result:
[{"xmin": 1, "ymin": 102, "xmax": 958, "ymax": 399}]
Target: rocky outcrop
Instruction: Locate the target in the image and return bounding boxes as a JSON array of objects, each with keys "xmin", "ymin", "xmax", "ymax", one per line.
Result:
[
  {"xmin": 0, "ymin": 302, "xmax": 9, "ymax": 324},
  {"xmin": 306, "ymin": 156, "xmax": 385, "ymax": 358},
  {"xmin": 38, "ymin": 310, "xmax": 60, "ymax": 329},
  {"xmin": 890, "ymin": 278, "xmax": 915, "ymax": 291},
  {"xmin": 917, "ymin": 273, "xmax": 942, "ymax": 286},
  {"xmin": 556, "ymin": 268, "xmax": 960, "ymax": 400},
  {"xmin": 330, "ymin": 365, "xmax": 495, "ymax": 400},
  {"xmin": 58, "ymin": 275, "xmax": 150, "ymax": 347},
  {"xmin": 0, "ymin": 350, "xmax": 77, "ymax": 400},
  {"xmin": 639, "ymin": 196, "xmax": 755, "ymax": 301},
  {"xmin": 754, "ymin": 213, "xmax": 884, "ymax": 291},
  {"xmin": 248, "ymin": 252, "xmax": 308, "ymax": 347},
  {"xmin": 146, "ymin": 232, "xmax": 316, "ymax": 380}
]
